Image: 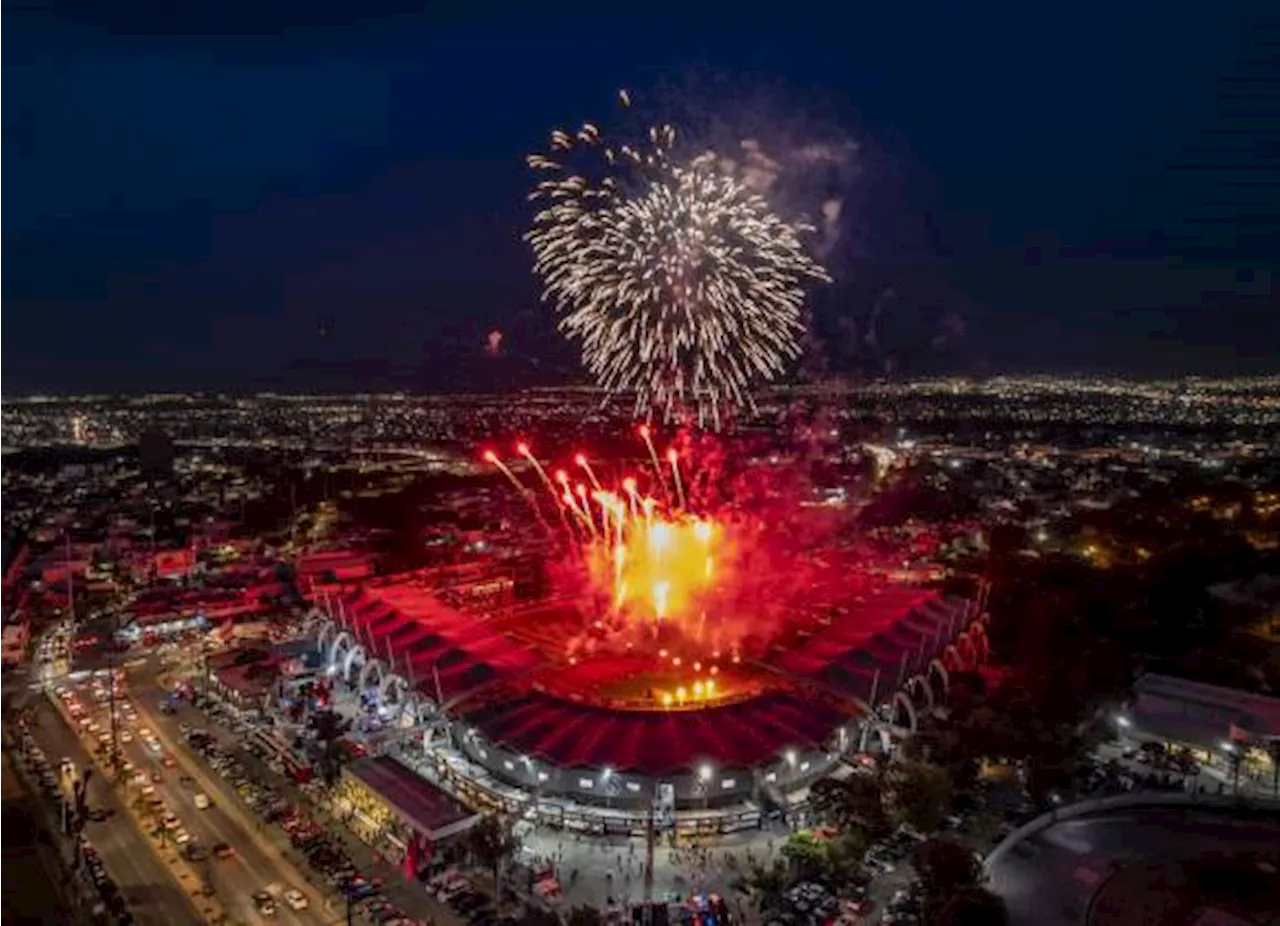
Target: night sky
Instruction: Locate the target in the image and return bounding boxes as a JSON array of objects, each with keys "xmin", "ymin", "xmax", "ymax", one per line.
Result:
[{"xmin": 5, "ymin": 1, "xmax": 1277, "ymax": 394}]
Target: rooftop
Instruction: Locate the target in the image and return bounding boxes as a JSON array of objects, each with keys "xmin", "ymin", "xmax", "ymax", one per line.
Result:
[{"xmin": 345, "ymin": 756, "xmax": 478, "ymax": 838}]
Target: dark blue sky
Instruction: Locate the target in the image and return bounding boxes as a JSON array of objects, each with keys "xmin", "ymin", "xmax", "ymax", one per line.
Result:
[{"xmin": 4, "ymin": 1, "xmax": 1277, "ymax": 393}]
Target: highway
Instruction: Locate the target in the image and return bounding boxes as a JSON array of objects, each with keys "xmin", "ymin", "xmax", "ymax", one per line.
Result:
[
  {"xmin": 25, "ymin": 696, "xmax": 206, "ymax": 926},
  {"xmin": 987, "ymin": 804, "xmax": 1280, "ymax": 925},
  {"xmin": 58, "ymin": 675, "xmax": 332, "ymax": 925}
]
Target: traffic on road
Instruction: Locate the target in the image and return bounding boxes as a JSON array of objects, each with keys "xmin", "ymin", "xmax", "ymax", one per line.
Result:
[{"xmin": 50, "ymin": 671, "xmax": 328, "ymax": 925}]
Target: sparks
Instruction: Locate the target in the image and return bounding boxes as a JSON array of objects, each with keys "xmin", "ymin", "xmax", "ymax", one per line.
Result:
[{"xmin": 525, "ymin": 93, "xmax": 830, "ymax": 429}]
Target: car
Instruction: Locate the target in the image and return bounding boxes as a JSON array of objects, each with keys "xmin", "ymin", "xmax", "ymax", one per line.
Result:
[
  {"xmin": 283, "ymin": 889, "xmax": 308, "ymax": 911},
  {"xmin": 173, "ymin": 829, "xmax": 191, "ymax": 845},
  {"xmin": 194, "ymin": 793, "xmax": 211, "ymax": 810},
  {"xmin": 213, "ymin": 842, "xmax": 235, "ymax": 859},
  {"xmin": 252, "ymin": 891, "xmax": 277, "ymax": 917},
  {"xmin": 119, "ymin": 731, "xmax": 133, "ymax": 743}
]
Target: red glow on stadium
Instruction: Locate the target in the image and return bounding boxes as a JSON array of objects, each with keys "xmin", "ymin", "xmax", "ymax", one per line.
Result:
[
  {"xmin": 316, "ymin": 428, "xmax": 988, "ymax": 788},
  {"xmin": 483, "ymin": 429, "xmax": 848, "ymax": 709}
]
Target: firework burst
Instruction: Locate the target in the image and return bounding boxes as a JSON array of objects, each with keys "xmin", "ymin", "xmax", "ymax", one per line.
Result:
[{"xmin": 526, "ymin": 91, "xmax": 831, "ymax": 429}]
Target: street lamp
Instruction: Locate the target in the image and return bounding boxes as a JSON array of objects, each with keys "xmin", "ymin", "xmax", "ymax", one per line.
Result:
[
  {"xmin": 697, "ymin": 764, "xmax": 713, "ymax": 811},
  {"xmin": 1222, "ymin": 741, "xmax": 1243, "ymax": 795}
]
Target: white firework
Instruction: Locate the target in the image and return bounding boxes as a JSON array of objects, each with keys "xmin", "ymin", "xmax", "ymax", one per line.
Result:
[{"xmin": 526, "ymin": 93, "xmax": 830, "ymax": 429}]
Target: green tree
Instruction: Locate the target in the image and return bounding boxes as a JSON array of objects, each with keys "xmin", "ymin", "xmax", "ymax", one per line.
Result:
[
  {"xmin": 824, "ymin": 829, "xmax": 870, "ymax": 886},
  {"xmin": 889, "ymin": 761, "xmax": 954, "ymax": 833},
  {"xmin": 780, "ymin": 831, "xmax": 828, "ymax": 881}
]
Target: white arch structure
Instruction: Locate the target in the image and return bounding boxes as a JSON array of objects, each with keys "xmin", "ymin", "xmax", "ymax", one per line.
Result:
[
  {"xmin": 927, "ymin": 657, "xmax": 950, "ymax": 695},
  {"xmin": 883, "ymin": 605, "xmax": 995, "ymax": 737},
  {"xmin": 344, "ymin": 644, "xmax": 367, "ymax": 681},
  {"xmin": 892, "ymin": 690, "xmax": 918, "ymax": 732},
  {"xmin": 310, "ymin": 613, "xmax": 439, "ymax": 728},
  {"xmin": 316, "ymin": 618, "xmax": 341, "ymax": 657},
  {"xmin": 908, "ymin": 674, "xmax": 935, "ymax": 711},
  {"xmin": 380, "ymin": 672, "xmax": 407, "ymax": 704},
  {"xmin": 358, "ymin": 654, "xmax": 383, "ymax": 690},
  {"xmin": 327, "ymin": 630, "xmax": 354, "ymax": 670}
]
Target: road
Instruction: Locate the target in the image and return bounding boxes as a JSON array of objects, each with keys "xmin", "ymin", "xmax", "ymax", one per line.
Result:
[
  {"xmin": 119, "ymin": 676, "xmax": 335, "ymax": 922},
  {"xmin": 139, "ymin": 662, "xmax": 462, "ymax": 926},
  {"xmin": 58, "ymin": 675, "xmax": 331, "ymax": 926},
  {"xmin": 987, "ymin": 805, "xmax": 1280, "ymax": 926},
  {"xmin": 24, "ymin": 696, "xmax": 206, "ymax": 926}
]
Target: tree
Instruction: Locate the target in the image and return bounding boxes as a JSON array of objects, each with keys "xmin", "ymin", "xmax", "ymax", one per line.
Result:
[
  {"xmin": 913, "ymin": 837, "xmax": 981, "ymax": 895},
  {"xmin": 809, "ymin": 775, "xmax": 888, "ymax": 835},
  {"xmin": 889, "ymin": 761, "xmax": 954, "ymax": 833},
  {"xmin": 913, "ymin": 837, "xmax": 984, "ymax": 921},
  {"xmin": 824, "ymin": 829, "xmax": 869, "ymax": 886},
  {"xmin": 955, "ymin": 706, "xmax": 1017, "ymax": 761},
  {"xmin": 938, "ymin": 886, "xmax": 1010, "ymax": 926},
  {"xmin": 465, "ymin": 814, "xmax": 521, "ymax": 895},
  {"xmin": 308, "ymin": 708, "xmax": 352, "ymax": 784},
  {"xmin": 739, "ymin": 861, "xmax": 789, "ymax": 916},
  {"xmin": 780, "ymin": 831, "xmax": 828, "ymax": 881}
]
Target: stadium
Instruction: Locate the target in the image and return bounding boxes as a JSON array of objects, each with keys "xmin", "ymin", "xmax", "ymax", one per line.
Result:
[{"xmin": 311, "ymin": 554, "xmax": 990, "ymax": 813}]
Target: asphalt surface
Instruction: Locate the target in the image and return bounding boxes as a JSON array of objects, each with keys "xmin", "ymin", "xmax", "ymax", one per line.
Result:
[
  {"xmin": 24, "ymin": 696, "xmax": 205, "ymax": 926},
  {"xmin": 987, "ymin": 806, "xmax": 1280, "ymax": 926},
  {"xmin": 139, "ymin": 662, "xmax": 461, "ymax": 926},
  {"xmin": 57, "ymin": 676, "xmax": 331, "ymax": 926}
]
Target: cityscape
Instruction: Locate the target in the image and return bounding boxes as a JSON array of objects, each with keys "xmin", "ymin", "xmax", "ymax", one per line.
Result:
[
  {"xmin": 3, "ymin": 378, "xmax": 1279, "ymax": 926},
  {"xmin": 5, "ymin": 4, "xmax": 1279, "ymax": 926}
]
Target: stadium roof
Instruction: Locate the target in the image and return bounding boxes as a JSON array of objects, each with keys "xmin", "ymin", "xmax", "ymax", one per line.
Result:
[
  {"xmin": 462, "ymin": 691, "xmax": 847, "ymax": 775},
  {"xmin": 335, "ymin": 585, "xmax": 544, "ymax": 701}
]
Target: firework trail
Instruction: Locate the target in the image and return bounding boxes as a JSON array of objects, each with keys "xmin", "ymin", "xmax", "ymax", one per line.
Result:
[{"xmin": 526, "ymin": 91, "xmax": 831, "ymax": 429}]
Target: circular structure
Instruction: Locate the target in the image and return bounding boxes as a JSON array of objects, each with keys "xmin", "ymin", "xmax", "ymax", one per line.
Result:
[
  {"xmin": 986, "ymin": 797, "xmax": 1280, "ymax": 926},
  {"xmin": 1088, "ymin": 854, "xmax": 1280, "ymax": 926},
  {"xmin": 315, "ymin": 435, "xmax": 989, "ymax": 815}
]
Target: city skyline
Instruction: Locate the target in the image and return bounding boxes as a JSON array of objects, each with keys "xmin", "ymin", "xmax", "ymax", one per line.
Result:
[{"xmin": 4, "ymin": 2, "xmax": 1277, "ymax": 394}]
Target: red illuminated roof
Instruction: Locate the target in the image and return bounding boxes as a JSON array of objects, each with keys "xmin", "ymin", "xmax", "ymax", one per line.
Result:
[
  {"xmin": 463, "ymin": 691, "xmax": 846, "ymax": 775},
  {"xmin": 764, "ymin": 591, "xmax": 972, "ymax": 702},
  {"xmin": 331, "ymin": 586, "xmax": 544, "ymax": 702}
]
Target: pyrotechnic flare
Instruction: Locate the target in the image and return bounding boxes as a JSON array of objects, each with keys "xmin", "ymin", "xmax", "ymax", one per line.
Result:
[
  {"xmin": 487, "ymin": 430, "xmax": 738, "ymax": 641},
  {"xmin": 574, "ymin": 453, "xmax": 603, "ymax": 493},
  {"xmin": 484, "ymin": 450, "xmax": 550, "ymax": 530},
  {"xmin": 639, "ymin": 424, "xmax": 670, "ymax": 503},
  {"xmin": 526, "ymin": 92, "xmax": 831, "ymax": 428},
  {"xmin": 518, "ymin": 442, "xmax": 560, "ymax": 496},
  {"xmin": 667, "ymin": 448, "xmax": 687, "ymax": 511}
]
